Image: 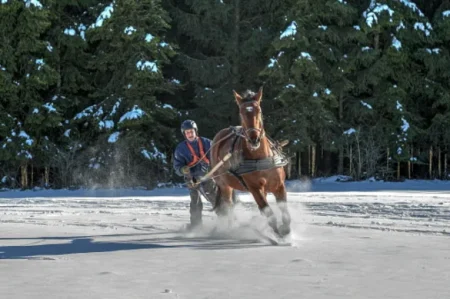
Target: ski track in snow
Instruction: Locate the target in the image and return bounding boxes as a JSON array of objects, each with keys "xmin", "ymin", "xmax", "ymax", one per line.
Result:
[
  {"xmin": 1, "ymin": 185, "xmax": 450, "ymax": 299},
  {"xmin": 1, "ymin": 191, "xmax": 449, "ymax": 237}
]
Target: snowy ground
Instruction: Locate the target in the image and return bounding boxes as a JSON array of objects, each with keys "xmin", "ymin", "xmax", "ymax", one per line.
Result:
[{"xmin": 1, "ymin": 178, "xmax": 449, "ymax": 299}]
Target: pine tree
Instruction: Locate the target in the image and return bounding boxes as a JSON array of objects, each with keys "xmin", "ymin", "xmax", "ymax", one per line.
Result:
[
  {"xmin": 165, "ymin": 0, "xmax": 291, "ymax": 138},
  {"xmin": 0, "ymin": 0, "xmax": 59, "ymax": 188},
  {"xmin": 73, "ymin": 0, "xmax": 177, "ymax": 187},
  {"xmin": 261, "ymin": 0, "xmax": 361, "ymax": 176}
]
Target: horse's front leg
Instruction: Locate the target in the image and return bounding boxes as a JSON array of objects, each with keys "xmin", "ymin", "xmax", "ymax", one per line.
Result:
[
  {"xmin": 273, "ymin": 184, "xmax": 291, "ymax": 236},
  {"xmin": 249, "ymin": 188, "xmax": 279, "ymax": 235}
]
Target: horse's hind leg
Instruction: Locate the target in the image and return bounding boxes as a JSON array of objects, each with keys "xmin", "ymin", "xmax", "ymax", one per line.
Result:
[
  {"xmin": 214, "ymin": 185, "xmax": 235, "ymax": 227},
  {"xmin": 273, "ymin": 184, "xmax": 291, "ymax": 236}
]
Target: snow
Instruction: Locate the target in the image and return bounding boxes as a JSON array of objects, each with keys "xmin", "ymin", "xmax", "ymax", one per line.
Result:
[
  {"xmin": 110, "ymin": 100, "xmax": 121, "ymax": 116},
  {"xmin": 401, "ymin": 117, "xmax": 409, "ymax": 132},
  {"xmin": 74, "ymin": 105, "xmax": 95, "ymax": 120},
  {"xmin": 145, "ymin": 33, "xmax": 154, "ymax": 42},
  {"xmin": 19, "ymin": 130, "xmax": 33, "ymax": 145},
  {"xmin": 98, "ymin": 120, "xmax": 114, "ymax": 130},
  {"xmin": 91, "ymin": 3, "xmax": 114, "ymax": 28},
  {"xmin": 426, "ymin": 48, "xmax": 440, "ymax": 54},
  {"xmin": 413, "ymin": 22, "xmax": 432, "ymax": 36},
  {"xmin": 136, "ymin": 60, "xmax": 158, "ymax": 72},
  {"xmin": 124, "ymin": 26, "xmax": 136, "ymax": 35},
  {"xmin": 363, "ymin": 1, "xmax": 394, "ymax": 27},
  {"xmin": 140, "ymin": 145, "xmax": 166, "ymax": 162},
  {"xmin": 399, "ymin": 0, "xmax": 424, "ymax": 17},
  {"xmin": 119, "ymin": 105, "xmax": 145, "ymax": 123},
  {"xmin": 35, "ymin": 59, "xmax": 44, "ymax": 70},
  {"xmin": 78, "ymin": 24, "xmax": 87, "ymax": 40},
  {"xmin": 391, "ymin": 35, "xmax": 401, "ymax": 50},
  {"xmin": 396, "ymin": 100, "xmax": 403, "ymax": 112},
  {"xmin": 0, "ymin": 179, "xmax": 449, "ymax": 299},
  {"xmin": 46, "ymin": 42, "xmax": 53, "ymax": 52},
  {"xmin": 43, "ymin": 102, "xmax": 57, "ymax": 113},
  {"xmin": 64, "ymin": 28, "xmax": 76, "ymax": 36},
  {"xmin": 299, "ymin": 52, "xmax": 312, "ymax": 60},
  {"xmin": 280, "ymin": 21, "xmax": 297, "ymax": 39},
  {"xmin": 108, "ymin": 132, "xmax": 120, "ymax": 143},
  {"xmin": 443, "ymin": 11, "xmax": 450, "ymax": 18},
  {"xmin": 24, "ymin": 0, "xmax": 42, "ymax": 8},
  {"xmin": 344, "ymin": 128, "xmax": 356, "ymax": 135},
  {"xmin": 360, "ymin": 100, "xmax": 373, "ymax": 109}
]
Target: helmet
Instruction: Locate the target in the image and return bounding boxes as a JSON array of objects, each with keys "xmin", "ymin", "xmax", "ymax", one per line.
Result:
[{"xmin": 180, "ymin": 119, "xmax": 198, "ymax": 134}]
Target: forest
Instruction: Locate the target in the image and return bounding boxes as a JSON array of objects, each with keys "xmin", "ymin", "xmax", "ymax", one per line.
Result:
[{"xmin": 0, "ymin": 0, "xmax": 449, "ymax": 189}]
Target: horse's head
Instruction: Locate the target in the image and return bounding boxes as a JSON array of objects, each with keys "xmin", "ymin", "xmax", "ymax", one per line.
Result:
[{"xmin": 233, "ymin": 87, "xmax": 265, "ymax": 151}]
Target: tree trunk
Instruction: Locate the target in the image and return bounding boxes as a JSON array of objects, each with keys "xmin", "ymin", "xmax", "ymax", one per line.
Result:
[
  {"xmin": 386, "ymin": 147, "xmax": 390, "ymax": 171},
  {"xmin": 349, "ymin": 145, "xmax": 353, "ymax": 175},
  {"xmin": 397, "ymin": 161, "xmax": 400, "ymax": 181},
  {"xmin": 408, "ymin": 148, "xmax": 411, "ymax": 179},
  {"xmin": 429, "ymin": 146, "xmax": 433, "ymax": 178},
  {"xmin": 374, "ymin": 33, "xmax": 380, "ymax": 50},
  {"xmin": 21, "ymin": 164, "xmax": 28, "ymax": 189},
  {"xmin": 338, "ymin": 93, "xmax": 344, "ymax": 174},
  {"xmin": 31, "ymin": 165, "xmax": 34, "ymax": 188},
  {"xmin": 296, "ymin": 151, "xmax": 301, "ymax": 178},
  {"xmin": 444, "ymin": 153, "xmax": 448, "ymax": 180},
  {"xmin": 45, "ymin": 166, "xmax": 50, "ymax": 187},
  {"xmin": 285, "ymin": 149, "xmax": 292, "ymax": 179},
  {"xmin": 356, "ymin": 131, "xmax": 361, "ymax": 180},
  {"xmin": 311, "ymin": 145, "xmax": 316, "ymax": 177},
  {"xmin": 324, "ymin": 150, "xmax": 331, "ymax": 176},
  {"xmin": 308, "ymin": 145, "xmax": 311, "ymax": 177},
  {"xmin": 438, "ymin": 147, "xmax": 442, "ymax": 178}
]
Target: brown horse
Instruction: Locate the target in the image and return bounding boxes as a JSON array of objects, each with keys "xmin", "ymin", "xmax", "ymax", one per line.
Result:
[{"xmin": 210, "ymin": 87, "xmax": 291, "ymax": 237}]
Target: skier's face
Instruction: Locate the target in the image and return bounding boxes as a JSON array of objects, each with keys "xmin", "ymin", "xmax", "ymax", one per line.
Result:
[{"xmin": 184, "ymin": 129, "xmax": 197, "ymax": 141}]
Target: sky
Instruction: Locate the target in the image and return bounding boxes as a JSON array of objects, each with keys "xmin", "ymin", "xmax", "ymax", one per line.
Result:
[{"xmin": 0, "ymin": 178, "xmax": 449, "ymax": 299}]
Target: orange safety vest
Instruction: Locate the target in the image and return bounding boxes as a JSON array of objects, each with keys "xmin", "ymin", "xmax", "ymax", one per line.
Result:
[{"xmin": 185, "ymin": 138, "xmax": 210, "ymax": 166}]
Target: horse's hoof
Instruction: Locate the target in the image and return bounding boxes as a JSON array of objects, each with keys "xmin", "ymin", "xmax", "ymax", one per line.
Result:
[{"xmin": 278, "ymin": 224, "xmax": 291, "ymax": 237}]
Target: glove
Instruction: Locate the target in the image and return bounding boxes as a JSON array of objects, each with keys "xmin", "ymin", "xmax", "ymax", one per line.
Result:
[
  {"xmin": 200, "ymin": 162, "xmax": 209, "ymax": 173},
  {"xmin": 185, "ymin": 177, "xmax": 197, "ymax": 189},
  {"xmin": 180, "ymin": 166, "xmax": 190, "ymax": 175}
]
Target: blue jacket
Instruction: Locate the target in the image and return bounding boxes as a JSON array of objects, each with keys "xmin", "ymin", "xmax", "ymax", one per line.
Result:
[{"xmin": 173, "ymin": 136, "xmax": 212, "ymax": 178}]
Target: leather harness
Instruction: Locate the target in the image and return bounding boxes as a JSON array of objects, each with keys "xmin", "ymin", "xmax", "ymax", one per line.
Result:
[
  {"xmin": 226, "ymin": 126, "xmax": 289, "ymax": 189},
  {"xmin": 186, "ymin": 138, "xmax": 210, "ymax": 166}
]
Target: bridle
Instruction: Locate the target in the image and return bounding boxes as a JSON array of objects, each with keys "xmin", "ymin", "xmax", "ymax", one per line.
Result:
[{"xmin": 239, "ymin": 100, "xmax": 265, "ymax": 146}]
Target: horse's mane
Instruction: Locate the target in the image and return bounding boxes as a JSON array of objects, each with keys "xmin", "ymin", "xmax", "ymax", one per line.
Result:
[{"xmin": 241, "ymin": 90, "xmax": 257, "ymax": 101}]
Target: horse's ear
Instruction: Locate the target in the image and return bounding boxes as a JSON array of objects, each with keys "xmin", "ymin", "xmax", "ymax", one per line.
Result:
[
  {"xmin": 255, "ymin": 86, "xmax": 263, "ymax": 102},
  {"xmin": 233, "ymin": 90, "xmax": 242, "ymax": 104}
]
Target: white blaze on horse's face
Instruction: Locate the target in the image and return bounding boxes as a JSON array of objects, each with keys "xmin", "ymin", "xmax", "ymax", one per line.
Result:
[{"xmin": 234, "ymin": 88, "xmax": 264, "ymax": 151}]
